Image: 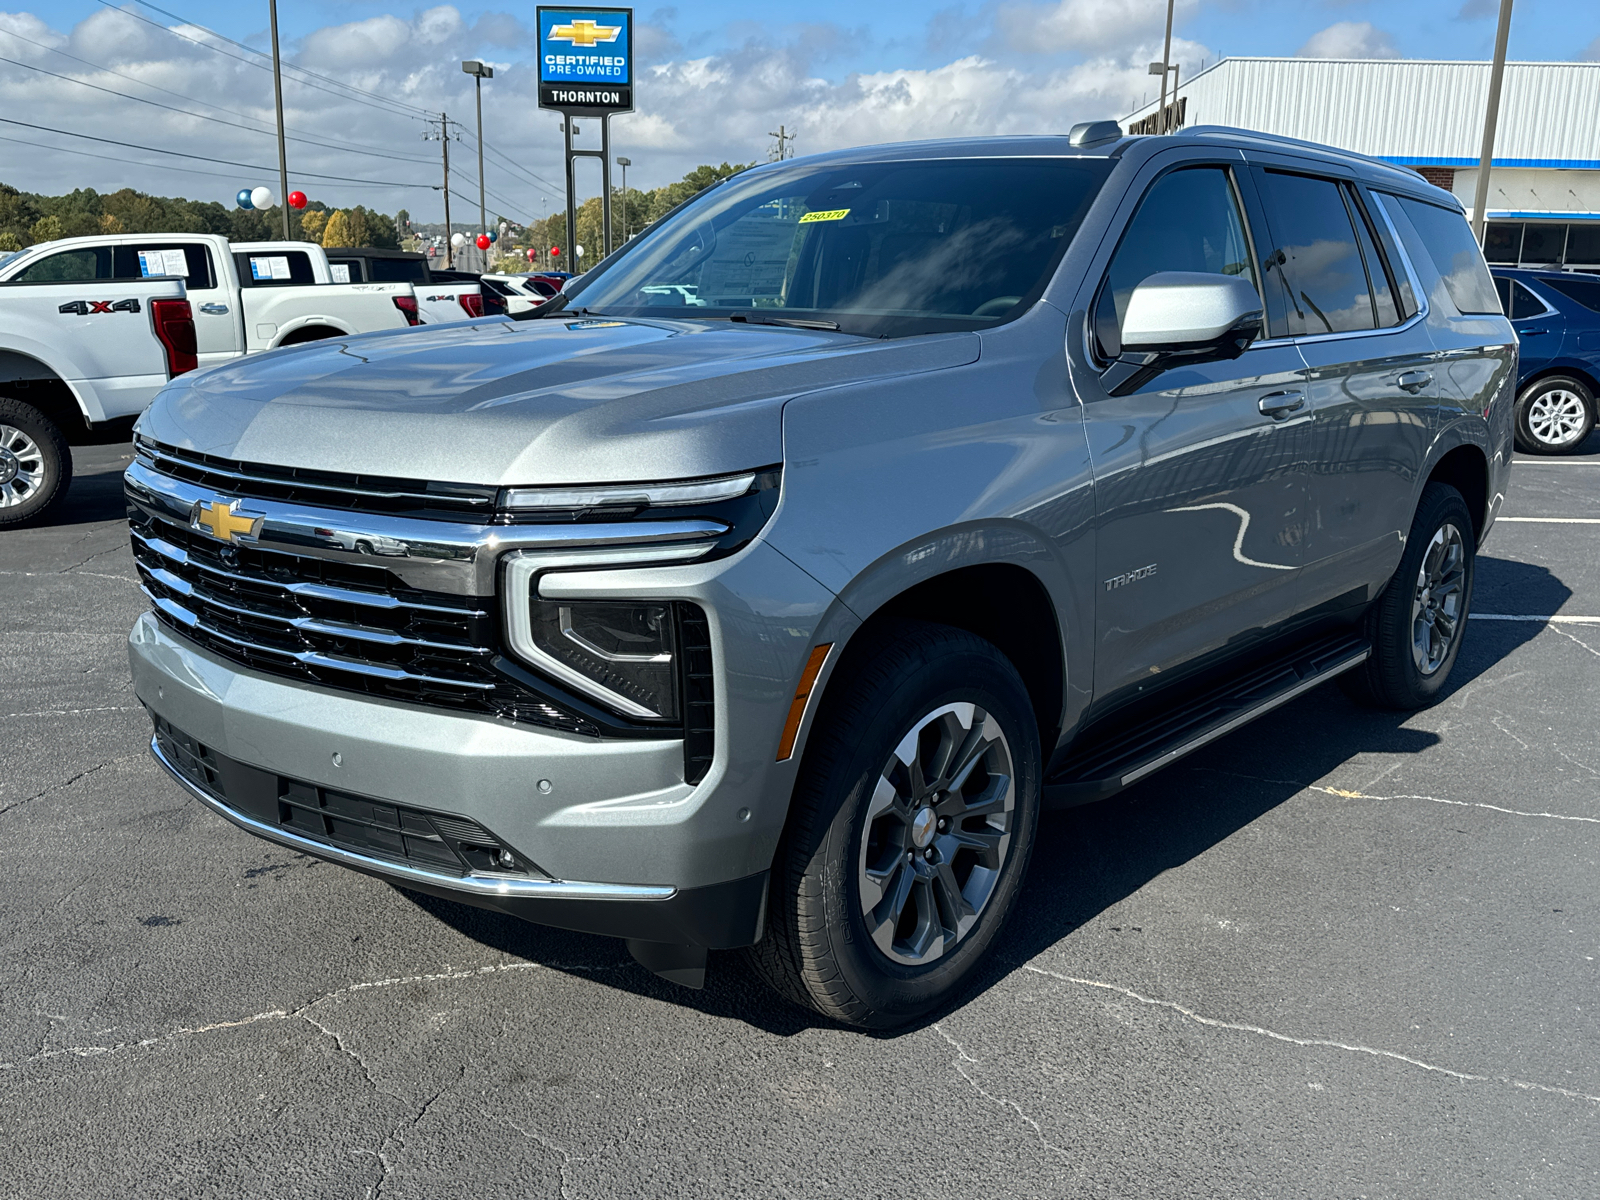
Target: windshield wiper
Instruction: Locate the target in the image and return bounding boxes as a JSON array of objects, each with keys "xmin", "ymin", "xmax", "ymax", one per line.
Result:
[{"xmin": 729, "ymin": 313, "xmax": 841, "ymax": 332}]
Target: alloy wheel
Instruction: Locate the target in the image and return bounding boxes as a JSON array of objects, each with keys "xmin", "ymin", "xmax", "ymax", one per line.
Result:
[
  {"xmin": 1527, "ymin": 388, "xmax": 1589, "ymax": 448},
  {"xmin": 0, "ymin": 424, "xmax": 46, "ymax": 509},
  {"xmin": 1411, "ymin": 522, "xmax": 1466, "ymax": 676},
  {"xmin": 857, "ymin": 702, "xmax": 1015, "ymax": 966}
]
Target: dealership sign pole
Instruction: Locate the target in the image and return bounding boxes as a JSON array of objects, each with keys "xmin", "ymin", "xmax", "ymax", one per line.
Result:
[{"xmin": 537, "ymin": 7, "xmax": 634, "ymax": 264}]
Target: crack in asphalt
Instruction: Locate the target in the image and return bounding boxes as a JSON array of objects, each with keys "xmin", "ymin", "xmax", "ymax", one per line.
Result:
[
  {"xmin": 370, "ymin": 1084, "xmax": 452, "ymax": 1200},
  {"xmin": 1311, "ymin": 785, "xmax": 1600, "ymax": 825},
  {"xmin": 1024, "ymin": 965, "xmax": 1600, "ymax": 1106},
  {"xmin": 0, "ymin": 959, "xmax": 631, "ymax": 1071},
  {"xmin": 931, "ymin": 1022, "xmax": 1070, "ymax": 1160},
  {"xmin": 0, "ymin": 755, "xmax": 135, "ymax": 819},
  {"xmin": 503, "ymin": 1115, "xmax": 583, "ymax": 1200}
]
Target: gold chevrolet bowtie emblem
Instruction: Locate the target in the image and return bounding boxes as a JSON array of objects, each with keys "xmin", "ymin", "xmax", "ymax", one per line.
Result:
[
  {"xmin": 549, "ymin": 18, "xmax": 621, "ymax": 46},
  {"xmin": 192, "ymin": 499, "xmax": 262, "ymax": 544}
]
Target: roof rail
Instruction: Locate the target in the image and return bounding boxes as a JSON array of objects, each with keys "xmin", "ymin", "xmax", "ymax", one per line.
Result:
[{"xmin": 1176, "ymin": 125, "xmax": 1425, "ymax": 177}]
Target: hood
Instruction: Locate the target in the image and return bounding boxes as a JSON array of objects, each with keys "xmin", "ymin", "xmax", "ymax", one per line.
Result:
[{"xmin": 140, "ymin": 316, "xmax": 980, "ymax": 485}]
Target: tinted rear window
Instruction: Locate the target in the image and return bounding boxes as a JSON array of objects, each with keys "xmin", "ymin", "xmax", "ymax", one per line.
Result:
[
  {"xmin": 1258, "ymin": 171, "xmax": 1377, "ymax": 336},
  {"xmin": 1543, "ymin": 275, "xmax": 1600, "ymax": 313},
  {"xmin": 1383, "ymin": 195, "xmax": 1500, "ymax": 315},
  {"xmin": 9, "ymin": 247, "xmax": 111, "ymax": 282},
  {"xmin": 368, "ymin": 258, "xmax": 428, "ymax": 284},
  {"xmin": 234, "ymin": 251, "xmax": 316, "ymax": 287},
  {"xmin": 113, "ymin": 244, "xmax": 216, "ymax": 290}
]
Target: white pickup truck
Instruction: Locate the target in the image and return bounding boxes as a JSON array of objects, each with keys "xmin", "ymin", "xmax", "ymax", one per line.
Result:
[
  {"xmin": 0, "ymin": 232, "xmax": 419, "ymax": 525},
  {"xmin": 319, "ymin": 246, "xmax": 488, "ymax": 326}
]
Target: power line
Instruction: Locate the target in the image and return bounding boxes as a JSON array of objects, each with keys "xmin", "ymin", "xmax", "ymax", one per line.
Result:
[
  {"xmin": 121, "ymin": 0, "xmax": 436, "ymax": 119},
  {"xmin": 92, "ymin": 0, "xmax": 432, "ymax": 123},
  {"xmin": 0, "ymin": 132, "xmax": 274, "ymax": 183},
  {"xmin": 0, "ymin": 53, "xmax": 438, "ymax": 168},
  {"xmin": 0, "ymin": 116, "xmax": 438, "ymax": 190},
  {"xmin": 0, "ymin": 25, "xmax": 438, "ymax": 168}
]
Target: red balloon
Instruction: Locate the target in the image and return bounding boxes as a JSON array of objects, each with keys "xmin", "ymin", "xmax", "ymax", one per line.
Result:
[
  {"xmin": 287, "ymin": 191, "xmax": 307, "ymax": 210},
  {"xmin": 526, "ymin": 248, "xmax": 537, "ymax": 262},
  {"xmin": 550, "ymin": 246, "xmax": 561, "ymax": 257},
  {"xmin": 475, "ymin": 234, "xmax": 491, "ymax": 250}
]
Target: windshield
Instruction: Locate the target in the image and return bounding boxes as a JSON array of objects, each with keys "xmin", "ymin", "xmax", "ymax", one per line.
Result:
[
  {"xmin": 0, "ymin": 249, "xmax": 22, "ymax": 276},
  {"xmin": 565, "ymin": 156, "xmax": 1113, "ymax": 337}
]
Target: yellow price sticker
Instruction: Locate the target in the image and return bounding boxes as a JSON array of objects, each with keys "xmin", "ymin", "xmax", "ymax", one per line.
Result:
[{"xmin": 799, "ymin": 209, "xmax": 851, "ymax": 224}]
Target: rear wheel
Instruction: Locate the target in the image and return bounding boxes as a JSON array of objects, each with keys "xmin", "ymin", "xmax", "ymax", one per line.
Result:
[
  {"xmin": 1514, "ymin": 376, "xmax": 1594, "ymax": 455},
  {"xmin": 1342, "ymin": 482, "xmax": 1475, "ymax": 710},
  {"xmin": 748, "ymin": 620, "xmax": 1040, "ymax": 1028},
  {"xmin": 0, "ymin": 397, "xmax": 71, "ymax": 529}
]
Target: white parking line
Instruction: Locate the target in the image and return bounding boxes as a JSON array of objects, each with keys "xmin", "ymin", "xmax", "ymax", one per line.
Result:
[
  {"xmin": 1470, "ymin": 614, "xmax": 1600, "ymax": 625},
  {"xmin": 1512, "ymin": 459, "xmax": 1600, "ymax": 465},
  {"xmin": 1496, "ymin": 517, "xmax": 1600, "ymax": 524}
]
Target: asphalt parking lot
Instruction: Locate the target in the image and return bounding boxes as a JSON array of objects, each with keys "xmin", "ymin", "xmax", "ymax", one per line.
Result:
[{"xmin": 3, "ymin": 434, "xmax": 1598, "ymax": 1199}]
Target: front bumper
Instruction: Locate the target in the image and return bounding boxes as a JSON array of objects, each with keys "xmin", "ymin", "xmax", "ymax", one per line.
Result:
[{"xmin": 129, "ymin": 612, "xmax": 788, "ymax": 947}]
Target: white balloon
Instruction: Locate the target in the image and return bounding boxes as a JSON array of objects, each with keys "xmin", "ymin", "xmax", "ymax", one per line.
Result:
[
  {"xmin": 575, "ymin": 244, "xmax": 585, "ymax": 257},
  {"xmin": 250, "ymin": 186, "xmax": 274, "ymax": 209},
  {"xmin": 450, "ymin": 232, "xmax": 467, "ymax": 248}
]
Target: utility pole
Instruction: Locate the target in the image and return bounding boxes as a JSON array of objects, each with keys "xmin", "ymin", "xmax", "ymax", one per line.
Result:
[
  {"xmin": 424, "ymin": 114, "xmax": 458, "ymax": 267},
  {"xmin": 267, "ymin": 0, "xmax": 290, "ymax": 238},
  {"xmin": 616, "ymin": 156, "xmax": 630, "ymax": 242},
  {"xmin": 769, "ymin": 125, "xmax": 794, "ymax": 161},
  {"xmin": 1472, "ymin": 0, "xmax": 1515, "ymax": 242},
  {"xmin": 462, "ymin": 62, "xmax": 494, "ymax": 269},
  {"xmin": 1158, "ymin": 0, "xmax": 1175, "ymax": 133}
]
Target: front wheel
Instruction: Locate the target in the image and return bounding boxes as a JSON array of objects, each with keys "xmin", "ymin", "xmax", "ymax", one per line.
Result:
[
  {"xmin": 1514, "ymin": 376, "xmax": 1595, "ymax": 455},
  {"xmin": 1342, "ymin": 482, "xmax": 1475, "ymax": 710},
  {"xmin": 748, "ymin": 620, "xmax": 1040, "ymax": 1029},
  {"xmin": 0, "ymin": 397, "xmax": 72, "ymax": 529}
]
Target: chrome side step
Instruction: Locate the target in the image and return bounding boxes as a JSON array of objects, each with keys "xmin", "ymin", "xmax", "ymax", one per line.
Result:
[{"xmin": 1043, "ymin": 633, "xmax": 1370, "ymax": 809}]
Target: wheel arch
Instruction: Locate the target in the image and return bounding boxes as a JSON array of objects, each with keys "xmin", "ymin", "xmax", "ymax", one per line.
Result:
[
  {"xmin": 1423, "ymin": 442, "xmax": 1490, "ymax": 544},
  {"xmin": 0, "ymin": 350, "xmax": 91, "ymax": 438},
  {"xmin": 1517, "ymin": 363, "xmax": 1599, "ymax": 406},
  {"xmin": 274, "ymin": 322, "xmax": 350, "ymax": 347}
]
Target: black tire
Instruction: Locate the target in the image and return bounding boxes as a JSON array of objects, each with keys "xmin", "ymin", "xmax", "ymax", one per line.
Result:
[
  {"xmin": 0, "ymin": 397, "xmax": 72, "ymax": 529},
  {"xmin": 748, "ymin": 620, "xmax": 1041, "ymax": 1029},
  {"xmin": 1341, "ymin": 482, "xmax": 1475, "ymax": 710},
  {"xmin": 1513, "ymin": 376, "xmax": 1595, "ymax": 455}
]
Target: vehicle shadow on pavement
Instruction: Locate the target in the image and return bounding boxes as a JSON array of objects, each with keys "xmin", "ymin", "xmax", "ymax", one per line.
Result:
[
  {"xmin": 26, "ymin": 444, "xmax": 136, "ymax": 531},
  {"xmin": 398, "ymin": 554, "xmax": 1569, "ymax": 1037}
]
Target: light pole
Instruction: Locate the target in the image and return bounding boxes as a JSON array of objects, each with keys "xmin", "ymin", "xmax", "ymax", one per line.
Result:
[
  {"xmin": 267, "ymin": 0, "xmax": 290, "ymax": 238},
  {"xmin": 1471, "ymin": 0, "xmax": 1515, "ymax": 241},
  {"xmin": 616, "ymin": 156, "xmax": 631, "ymax": 242},
  {"xmin": 461, "ymin": 60, "xmax": 494, "ymax": 267}
]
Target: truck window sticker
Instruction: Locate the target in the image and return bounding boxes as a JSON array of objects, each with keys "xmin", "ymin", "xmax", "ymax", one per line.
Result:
[
  {"xmin": 137, "ymin": 248, "xmax": 190, "ymax": 278},
  {"xmin": 330, "ymin": 264, "xmax": 351, "ymax": 283},
  {"xmin": 249, "ymin": 256, "xmax": 293, "ymax": 282}
]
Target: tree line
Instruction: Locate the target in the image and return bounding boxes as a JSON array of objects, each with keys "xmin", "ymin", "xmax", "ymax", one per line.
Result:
[
  {"xmin": 0, "ymin": 161, "xmax": 753, "ymax": 262},
  {"xmin": 0, "ymin": 183, "xmax": 403, "ymax": 252}
]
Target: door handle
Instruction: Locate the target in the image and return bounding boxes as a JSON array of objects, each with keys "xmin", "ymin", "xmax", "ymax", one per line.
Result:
[
  {"xmin": 1517, "ymin": 327, "xmax": 1548, "ymax": 336},
  {"xmin": 1258, "ymin": 390, "xmax": 1305, "ymax": 418},
  {"xmin": 1396, "ymin": 370, "xmax": 1432, "ymax": 394},
  {"xmin": 198, "ymin": 303, "xmax": 229, "ymax": 314}
]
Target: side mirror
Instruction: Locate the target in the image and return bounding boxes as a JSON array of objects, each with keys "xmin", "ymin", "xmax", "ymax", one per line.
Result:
[{"xmin": 1102, "ymin": 272, "xmax": 1264, "ymax": 396}]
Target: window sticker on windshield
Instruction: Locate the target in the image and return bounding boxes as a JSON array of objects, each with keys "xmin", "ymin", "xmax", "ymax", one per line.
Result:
[
  {"xmin": 137, "ymin": 249, "xmax": 189, "ymax": 277},
  {"xmin": 250, "ymin": 255, "xmax": 293, "ymax": 281},
  {"xmin": 330, "ymin": 264, "xmax": 351, "ymax": 283},
  {"xmin": 798, "ymin": 209, "xmax": 850, "ymax": 224}
]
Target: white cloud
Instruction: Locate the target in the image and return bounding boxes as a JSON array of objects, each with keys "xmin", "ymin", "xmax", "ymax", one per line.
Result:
[
  {"xmin": 1297, "ymin": 21, "xmax": 1400, "ymax": 59},
  {"xmin": 0, "ymin": 4, "xmax": 1211, "ymax": 225}
]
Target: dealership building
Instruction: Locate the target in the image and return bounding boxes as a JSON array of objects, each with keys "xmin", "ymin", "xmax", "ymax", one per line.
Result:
[{"xmin": 1124, "ymin": 58, "xmax": 1600, "ymax": 271}]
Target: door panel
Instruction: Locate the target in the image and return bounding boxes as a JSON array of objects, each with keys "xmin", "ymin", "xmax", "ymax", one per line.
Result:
[
  {"xmin": 1084, "ymin": 347, "xmax": 1311, "ymax": 704},
  {"xmin": 1075, "ymin": 160, "xmax": 1310, "ymax": 705}
]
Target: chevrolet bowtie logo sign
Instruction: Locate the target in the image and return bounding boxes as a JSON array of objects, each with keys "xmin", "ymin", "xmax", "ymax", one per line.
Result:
[
  {"xmin": 191, "ymin": 499, "xmax": 262, "ymax": 544},
  {"xmin": 548, "ymin": 18, "xmax": 621, "ymax": 47}
]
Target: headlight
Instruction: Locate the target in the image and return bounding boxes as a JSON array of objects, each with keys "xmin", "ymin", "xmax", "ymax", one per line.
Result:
[{"xmin": 502, "ymin": 542, "xmax": 713, "ymax": 720}]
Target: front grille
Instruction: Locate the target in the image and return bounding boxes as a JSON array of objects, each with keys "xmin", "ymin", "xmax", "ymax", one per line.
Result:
[
  {"xmin": 129, "ymin": 502, "xmax": 601, "ymax": 737},
  {"xmin": 135, "ymin": 439, "xmax": 498, "ymax": 521},
  {"xmin": 154, "ymin": 715, "xmax": 546, "ymax": 878}
]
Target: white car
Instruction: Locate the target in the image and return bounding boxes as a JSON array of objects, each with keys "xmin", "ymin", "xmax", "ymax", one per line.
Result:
[{"xmin": 479, "ymin": 272, "xmax": 559, "ymax": 315}]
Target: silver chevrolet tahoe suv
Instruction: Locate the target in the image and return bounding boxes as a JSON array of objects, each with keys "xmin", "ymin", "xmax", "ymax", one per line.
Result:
[{"xmin": 127, "ymin": 125, "xmax": 1515, "ymax": 1028}]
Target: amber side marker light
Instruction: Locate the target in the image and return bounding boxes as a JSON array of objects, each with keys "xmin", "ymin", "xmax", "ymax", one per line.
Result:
[{"xmin": 777, "ymin": 643, "xmax": 833, "ymax": 761}]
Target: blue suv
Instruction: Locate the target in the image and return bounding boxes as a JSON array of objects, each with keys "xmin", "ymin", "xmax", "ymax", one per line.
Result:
[{"xmin": 1492, "ymin": 268, "xmax": 1600, "ymax": 454}]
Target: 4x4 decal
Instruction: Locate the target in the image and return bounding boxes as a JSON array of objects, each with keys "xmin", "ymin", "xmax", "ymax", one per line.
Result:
[{"xmin": 58, "ymin": 299, "xmax": 142, "ymax": 315}]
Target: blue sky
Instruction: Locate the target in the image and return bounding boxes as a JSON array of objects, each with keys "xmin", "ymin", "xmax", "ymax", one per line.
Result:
[{"xmin": 2, "ymin": 1, "xmax": 1596, "ymax": 223}]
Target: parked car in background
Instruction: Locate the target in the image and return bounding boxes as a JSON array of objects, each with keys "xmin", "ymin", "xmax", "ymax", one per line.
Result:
[
  {"xmin": 315, "ymin": 246, "xmax": 486, "ymax": 326},
  {"xmin": 428, "ymin": 268, "xmax": 505, "ymax": 318},
  {"xmin": 1491, "ymin": 267, "xmax": 1600, "ymax": 454},
  {"xmin": 0, "ymin": 231, "xmax": 414, "ymax": 525},
  {"xmin": 481, "ymin": 273, "xmax": 559, "ymax": 315},
  {"xmin": 129, "ymin": 126, "xmax": 1514, "ymax": 1027}
]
